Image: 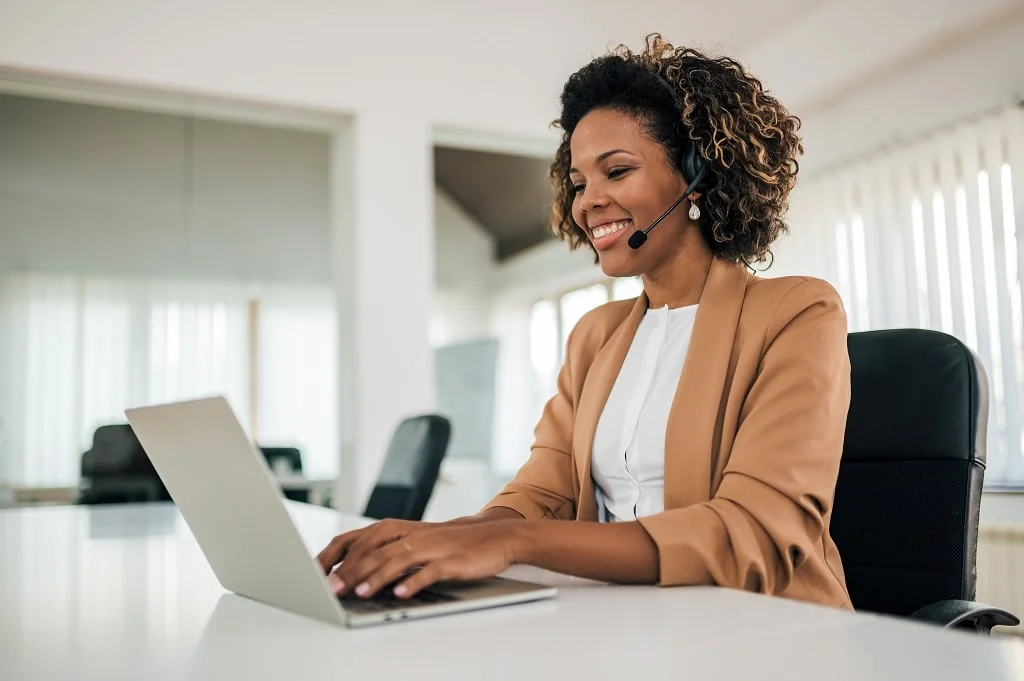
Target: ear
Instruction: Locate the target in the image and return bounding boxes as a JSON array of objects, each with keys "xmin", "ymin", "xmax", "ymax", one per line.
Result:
[{"xmin": 688, "ymin": 191, "xmax": 702, "ymax": 200}]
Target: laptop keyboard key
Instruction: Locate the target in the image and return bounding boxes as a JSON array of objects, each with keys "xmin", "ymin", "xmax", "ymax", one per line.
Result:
[{"xmin": 339, "ymin": 586, "xmax": 456, "ymax": 613}]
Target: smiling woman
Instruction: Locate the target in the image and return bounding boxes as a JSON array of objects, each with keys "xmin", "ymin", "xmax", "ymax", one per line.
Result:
[
  {"xmin": 317, "ymin": 33, "xmax": 854, "ymax": 612},
  {"xmin": 552, "ymin": 35, "xmax": 802, "ymax": 274}
]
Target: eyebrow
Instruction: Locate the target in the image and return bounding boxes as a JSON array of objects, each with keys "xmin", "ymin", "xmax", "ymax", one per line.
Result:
[{"xmin": 569, "ymin": 149, "xmax": 635, "ymax": 174}]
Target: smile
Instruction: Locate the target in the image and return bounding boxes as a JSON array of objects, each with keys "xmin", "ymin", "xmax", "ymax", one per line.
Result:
[{"xmin": 590, "ymin": 220, "xmax": 632, "ymax": 239}]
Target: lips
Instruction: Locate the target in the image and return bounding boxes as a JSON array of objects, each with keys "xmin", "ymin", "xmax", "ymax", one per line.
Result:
[{"xmin": 587, "ymin": 219, "xmax": 633, "ymax": 251}]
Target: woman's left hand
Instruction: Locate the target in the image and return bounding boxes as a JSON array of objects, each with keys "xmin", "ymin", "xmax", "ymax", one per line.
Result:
[{"xmin": 328, "ymin": 520, "xmax": 526, "ymax": 600}]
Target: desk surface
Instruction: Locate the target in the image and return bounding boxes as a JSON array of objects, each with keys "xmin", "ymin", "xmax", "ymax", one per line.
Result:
[{"xmin": 2, "ymin": 503, "xmax": 1022, "ymax": 681}]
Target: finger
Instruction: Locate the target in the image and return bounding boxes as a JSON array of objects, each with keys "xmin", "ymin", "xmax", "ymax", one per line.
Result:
[
  {"xmin": 351, "ymin": 550, "xmax": 423, "ymax": 599},
  {"xmin": 316, "ymin": 528, "xmax": 366, "ymax": 572},
  {"xmin": 333, "ymin": 540, "xmax": 412, "ymax": 596},
  {"xmin": 392, "ymin": 561, "xmax": 449, "ymax": 599}
]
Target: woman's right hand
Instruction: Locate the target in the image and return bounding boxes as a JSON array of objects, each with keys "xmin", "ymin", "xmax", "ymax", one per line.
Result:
[
  {"xmin": 316, "ymin": 518, "xmax": 438, "ymax": 578},
  {"xmin": 315, "ymin": 509, "xmax": 519, "ymax": 589}
]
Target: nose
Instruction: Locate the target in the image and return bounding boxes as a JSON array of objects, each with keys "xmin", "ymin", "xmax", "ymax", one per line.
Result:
[{"xmin": 579, "ymin": 185, "xmax": 609, "ymax": 213}]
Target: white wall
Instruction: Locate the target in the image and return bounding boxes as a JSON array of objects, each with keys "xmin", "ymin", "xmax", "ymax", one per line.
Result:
[
  {"xmin": 432, "ymin": 188, "xmax": 495, "ymax": 347},
  {"xmin": 0, "ymin": 95, "xmax": 332, "ymax": 283},
  {"xmin": 0, "ymin": 0, "xmax": 589, "ymax": 142},
  {"xmin": 0, "ymin": 94, "xmax": 501, "ymax": 322}
]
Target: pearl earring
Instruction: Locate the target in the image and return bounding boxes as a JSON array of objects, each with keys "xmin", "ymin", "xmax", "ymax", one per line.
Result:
[{"xmin": 688, "ymin": 201, "xmax": 701, "ymax": 221}]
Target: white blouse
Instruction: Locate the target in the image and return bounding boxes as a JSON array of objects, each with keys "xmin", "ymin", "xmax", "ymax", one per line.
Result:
[{"xmin": 591, "ymin": 303, "xmax": 698, "ymax": 522}]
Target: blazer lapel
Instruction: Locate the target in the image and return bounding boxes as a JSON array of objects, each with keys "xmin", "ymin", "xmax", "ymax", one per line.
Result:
[
  {"xmin": 664, "ymin": 258, "xmax": 749, "ymax": 509},
  {"xmin": 572, "ymin": 293, "xmax": 647, "ymax": 521}
]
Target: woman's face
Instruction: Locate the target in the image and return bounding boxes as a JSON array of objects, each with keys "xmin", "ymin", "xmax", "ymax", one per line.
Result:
[{"xmin": 569, "ymin": 108, "xmax": 695, "ymax": 278}]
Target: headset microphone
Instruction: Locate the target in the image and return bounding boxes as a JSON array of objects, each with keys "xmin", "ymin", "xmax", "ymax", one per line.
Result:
[{"xmin": 627, "ymin": 164, "xmax": 709, "ymax": 250}]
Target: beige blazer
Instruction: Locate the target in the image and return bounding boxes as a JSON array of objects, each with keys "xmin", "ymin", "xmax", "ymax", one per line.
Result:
[{"xmin": 483, "ymin": 257, "xmax": 853, "ymax": 609}]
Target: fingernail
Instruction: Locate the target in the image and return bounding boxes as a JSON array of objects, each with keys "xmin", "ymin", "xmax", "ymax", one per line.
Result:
[
  {"xmin": 355, "ymin": 583, "xmax": 369, "ymax": 597},
  {"xmin": 393, "ymin": 584, "xmax": 407, "ymax": 597},
  {"xmin": 327, "ymin": 574, "xmax": 344, "ymax": 593}
]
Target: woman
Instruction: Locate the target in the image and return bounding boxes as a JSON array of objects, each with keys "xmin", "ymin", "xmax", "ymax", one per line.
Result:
[{"xmin": 318, "ymin": 34, "xmax": 853, "ymax": 609}]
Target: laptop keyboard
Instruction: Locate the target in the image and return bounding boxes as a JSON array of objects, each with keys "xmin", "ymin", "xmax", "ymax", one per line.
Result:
[{"xmin": 339, "ymin": 584, "xmax": 457, "ymax": 613}]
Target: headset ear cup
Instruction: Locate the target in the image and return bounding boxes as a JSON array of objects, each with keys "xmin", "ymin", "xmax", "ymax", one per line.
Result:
[{"xmin": 681, "ymin": 144, "xmax": 710, "ymax": 194}]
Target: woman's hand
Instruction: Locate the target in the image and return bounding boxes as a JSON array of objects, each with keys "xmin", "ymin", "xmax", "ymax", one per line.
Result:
[
  {"xmin": 316, "ymin": 518, "xmax": 439, "ymax": 577},
  {"xmin": 326, "ymin": 520, "xmax": 526, "ymax": 599}
]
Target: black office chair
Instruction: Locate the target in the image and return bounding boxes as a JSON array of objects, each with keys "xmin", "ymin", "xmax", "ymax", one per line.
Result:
[
  {"xmin": 831, "ymin": 329, "xmax": 1019, "ymax": 633},
  {"xmin": 363, "ymin": 414, "xmax": 451, "ymax": 521},
  {"xmin": 78, "ymin": 424, "xmax": 171, "ymax": 504},
  {"xmin": 259, "ymin": 446, "xmax": 307, "ymax": 503}
]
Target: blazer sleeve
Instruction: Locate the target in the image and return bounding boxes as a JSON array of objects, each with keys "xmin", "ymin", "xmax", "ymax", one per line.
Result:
[
  {"xmin": 479, "ymin": 328, "xmax": 580, "ymax": 521},
  {"xmin": 637, "ymin": 279, "xmax": 851, "ymax": 594}
]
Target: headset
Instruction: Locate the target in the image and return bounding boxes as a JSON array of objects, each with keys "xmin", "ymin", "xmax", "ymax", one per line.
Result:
[{"xmin": 626, "ymin": 74, "xmax": 714, "ymax": 250}]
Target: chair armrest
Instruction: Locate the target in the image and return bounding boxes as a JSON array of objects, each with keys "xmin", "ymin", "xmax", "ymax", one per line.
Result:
[{"xmin": 910, "ymin": 599, "xmax": 1020, "ymax": 633}]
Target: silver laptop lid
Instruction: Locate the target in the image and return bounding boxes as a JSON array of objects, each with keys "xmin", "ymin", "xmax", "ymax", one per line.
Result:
[{"xmin": 125, "ymin": 396, "xmax": 345, "ymax": 626}]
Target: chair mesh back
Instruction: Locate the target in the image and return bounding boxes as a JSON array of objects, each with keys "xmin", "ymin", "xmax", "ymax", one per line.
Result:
[
  {"xmin": 363, "ymin": 415, "xmax": 451, "ymax": 521},
  {"xmin": 259, "ymin": 447, "xmax": 303, "ymax": 473},
  {"xmin": 831, "ymin": 329, "xmax": 986, "ymax": 616},
  {"xmin": 259, "ymin": 447, "xmax": 306, "ymax": 502}
]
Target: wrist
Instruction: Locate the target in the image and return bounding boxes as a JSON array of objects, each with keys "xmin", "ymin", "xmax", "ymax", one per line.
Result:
[{"xmin": 504, "ymin": 519, "xmax": 537, "ymax": 565}]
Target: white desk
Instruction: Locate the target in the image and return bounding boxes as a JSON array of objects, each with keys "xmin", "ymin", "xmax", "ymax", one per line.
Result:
[{"xmin": 2, "ymin": 503, "xmax": 1022, "ymax": 681}]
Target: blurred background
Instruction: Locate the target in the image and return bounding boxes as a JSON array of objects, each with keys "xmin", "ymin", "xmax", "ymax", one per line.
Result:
[{"xmin": 0, "ymin": 0, "xmax": 1022, "ymax": 623}]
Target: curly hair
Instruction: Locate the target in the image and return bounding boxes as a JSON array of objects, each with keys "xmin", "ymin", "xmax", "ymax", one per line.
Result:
[{"xmin": 549, "ymin": 34, "xmax": 803, "ymax": 265}]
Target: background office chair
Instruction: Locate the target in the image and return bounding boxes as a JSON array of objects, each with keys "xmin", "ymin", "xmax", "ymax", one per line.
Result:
[
  {"xmin": 78, "ymin": 424, "xmax": 171, "ymax": 504},
  {"xmin": 259, "ymin": 446, "xmax": 308, "ymax": 503},
  {"xmin": 363, "ymin": 414, "xmax": 451, "ymax": 521},
  {"xmin": 831, "ymin": 328, "xmax": 1019, "ymax": 634}
]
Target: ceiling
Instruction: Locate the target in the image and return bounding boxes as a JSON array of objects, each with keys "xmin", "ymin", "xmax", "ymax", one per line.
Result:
[
  {"xmin": 579, "ymin": 0, "xmax": 827, "ymax": 56},
  {"xmin": 434, "ymin": 146, "xmax": 556, "ymax": 260}
]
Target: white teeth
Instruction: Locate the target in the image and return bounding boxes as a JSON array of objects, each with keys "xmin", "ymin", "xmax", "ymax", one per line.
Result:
[{"xmin": 591, "ymin": 220, "xmax": 631, "ymax": 239}]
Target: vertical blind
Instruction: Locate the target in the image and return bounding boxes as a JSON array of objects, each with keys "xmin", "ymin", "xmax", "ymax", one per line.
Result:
[{"xmin": 799, "ymin": 104, "xmax": 1024, "ymax": 485}]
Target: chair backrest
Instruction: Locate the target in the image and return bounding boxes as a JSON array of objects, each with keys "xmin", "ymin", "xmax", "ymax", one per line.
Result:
[
  {"xmin": 81, "ymin": 425, "xmax": 146, "ymax": 476},
  {"xmin": 259, "ymin": 447, "xmax": 303, "ymax": 474},
  {"xmin": 259, "ymin": 446, "xmax": 306, "ymax": 503},
  {"xmin": 363, "ymin": 414, "xmax": 451, "ymax": 521},
  {"xmin": 79, "ymin": 424, "xmax": 171, "ymax": 504},
  {"xmin": 831, "ymin": 329, "xmax": 988, "ymax": 616}
]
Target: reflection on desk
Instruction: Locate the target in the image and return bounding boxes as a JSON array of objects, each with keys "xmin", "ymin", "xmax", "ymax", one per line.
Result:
[
  {"xmin": 1, "ymin": 503, "xmax": 1022, "ymax": 681},
  {"xmin": 0, "ymin": 473, "xmax": 336, "ymax": 509}
]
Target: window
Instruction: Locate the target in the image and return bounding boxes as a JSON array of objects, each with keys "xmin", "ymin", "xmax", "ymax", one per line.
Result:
[
  {"xmin": 257, "ymin": 288, "xmax": 339, "ymax": 478},
  {"xmin": 0, "ymin": 274, "xmax": 339, "ymax": 486},
  {"xmin": 612, "ymin": 276, "xmax": 644, "ymax": 301},
  {"xmin": 526, "ymin": 276, "xmax": 642, "ymax": 427},
  {"xmin": 529, "ymin": 300, "xmax": 558, "ymax": 377},
  {"xmin": 559, "ymin": 284, "xmax": 609, "ymax": 355}
]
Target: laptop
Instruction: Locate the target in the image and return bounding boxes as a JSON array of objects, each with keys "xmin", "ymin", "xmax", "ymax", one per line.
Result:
[{"xmin": 124, "ymin": 395, "xmax": 557, "ymax": 628}]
